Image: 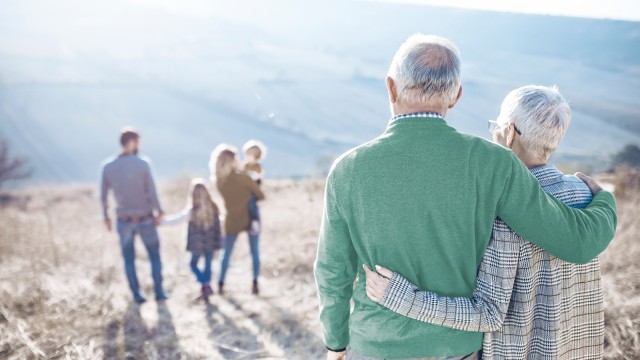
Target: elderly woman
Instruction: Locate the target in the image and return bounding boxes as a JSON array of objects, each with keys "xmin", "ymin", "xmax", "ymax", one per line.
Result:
[
  {"xmin": 210, "ymin": 144, "xmax": 265, "ymax": 295},
  {"xmin": 364, "ymin": 85, "xmax": 605, "ymax": 360}
]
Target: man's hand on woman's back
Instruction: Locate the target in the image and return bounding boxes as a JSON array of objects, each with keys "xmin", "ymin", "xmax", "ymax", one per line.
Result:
[{"xmin": 575, "ymin": 172, "xmax": 603, "ymax": 194}]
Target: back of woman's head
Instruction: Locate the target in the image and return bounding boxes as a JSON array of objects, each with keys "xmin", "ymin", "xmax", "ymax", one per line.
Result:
[
  {"xmin": 209, "ymin": 144, "xmax": 238, "ymax": 183},
  {"xmin": 499, "ymin": 85, "xmax": 571, "ymax": 160}
]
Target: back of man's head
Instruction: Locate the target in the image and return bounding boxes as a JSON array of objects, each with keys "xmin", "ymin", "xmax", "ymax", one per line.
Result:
[
  {"xmin": 387, "ymin": 34, "xmax": 462, "ymax": 107},
  {"xmin": 120, "ymin": 126, "xmax": 140, "ymax": 147}
]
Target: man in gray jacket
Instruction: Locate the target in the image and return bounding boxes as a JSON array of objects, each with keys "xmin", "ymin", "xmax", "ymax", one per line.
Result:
[{"xmin": 101, "ymin": 127, "xmax": 168, "ymax": 303}]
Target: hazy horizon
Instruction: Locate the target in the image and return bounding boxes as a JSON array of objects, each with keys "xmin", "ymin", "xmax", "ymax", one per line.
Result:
[
  {"xmin": 1, "ymin": 0, "xmax": 639, "ymax": 185},
  {"xmin": 373, "ymin": 0, "xmax": 640, "ymax": 22}
]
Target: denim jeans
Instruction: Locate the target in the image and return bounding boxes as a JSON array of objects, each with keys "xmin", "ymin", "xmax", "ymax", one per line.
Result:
[
  {"xmin": 116, "ymin": 218, "xmax": 165, "ymax": 299},
  {"xmin": 190, "ymin": 252, "xmax": 213, "ymax": 285},
  {"xmin": 218, "ymin": 232, "xmax": 260, "ymax": 283},
  {"xmin": 248, "ymin": 193, "xmax": 260, "ymax": 222}
]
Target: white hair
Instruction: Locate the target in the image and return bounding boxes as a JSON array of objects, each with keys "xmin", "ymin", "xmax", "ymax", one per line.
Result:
[
  {"xmin": 387, "ymin": 34, "xmax": 462, "ymax": 106},
  {"xmin": 498, "ymin": 85, "xmax": 571, "ymax": 159}
]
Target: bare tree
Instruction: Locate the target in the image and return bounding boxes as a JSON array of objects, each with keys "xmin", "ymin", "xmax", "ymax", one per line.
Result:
[{"xmin": 0, "ymin": 138, "xmax": 32, "ymax": 189}]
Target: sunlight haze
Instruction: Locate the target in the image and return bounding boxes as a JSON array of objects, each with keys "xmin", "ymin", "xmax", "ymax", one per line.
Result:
[{"xmin": 374, "ymin": 0, "xmax": 640, "ymax": 21}]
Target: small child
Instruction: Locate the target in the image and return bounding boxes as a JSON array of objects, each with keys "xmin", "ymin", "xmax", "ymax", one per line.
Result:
[
  {"xmin": 242, "ymin": 140, "xmax": 267, "ymax": 235},
  {"xmin": 163, "ymin": 178, "xmax": 222, "ymax": 301}
]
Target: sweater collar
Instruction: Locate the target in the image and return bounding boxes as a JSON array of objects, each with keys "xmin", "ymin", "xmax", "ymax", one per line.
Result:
[
  {"xmin": 390, "ymin": 112, "xmax": 444, "ymax": 122},
  {"xmin": 387, "ymin": 112, "xmax": 447, "ymax": 130}
]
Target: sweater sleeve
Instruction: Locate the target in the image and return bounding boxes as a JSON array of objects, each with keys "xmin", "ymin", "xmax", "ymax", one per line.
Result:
[
  {"xmin": 241, "ymin": 173, "xmax": 265, "ymax": 200},
  {"xmin": 213, "ymin": 210, "xmax": 222, "ymax": 249},
  {"xmin": 144, "ymin": 160, "xmax": 163, "ymax": 214},
  {"xmin": 379, "ymin": 219, "xmax": 520, "ymax": 332},
  {"xmin": 162, "ymin": 208, "xmax": 191, "ymax": 226},
  {"xmin": 314, "ymin": 169, "xmax": 357, "ymax": 351},
  {"xmin": 497, "ymin": 152, "xmax": 617, "ymax": 264},
  {"xmin": 100, "ymin": 165, "xmax": 111, "ymax": 220}
]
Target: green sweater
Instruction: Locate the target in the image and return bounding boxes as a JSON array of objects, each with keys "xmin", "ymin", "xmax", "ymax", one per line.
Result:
[{"xmin": 313, "ymin": 116, "xmax": 617, "ymax": 359}]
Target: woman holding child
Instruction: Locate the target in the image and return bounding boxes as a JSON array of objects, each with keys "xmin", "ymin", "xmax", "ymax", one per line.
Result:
[{"xmin": 210, "ymin": 143, "xmax": 265, "ymax": 295}]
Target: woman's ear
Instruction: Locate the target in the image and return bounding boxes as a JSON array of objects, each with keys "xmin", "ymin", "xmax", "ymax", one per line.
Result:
[{"xmin": 506, "ymin": 124, "xmax": 516, "ymax": 148}]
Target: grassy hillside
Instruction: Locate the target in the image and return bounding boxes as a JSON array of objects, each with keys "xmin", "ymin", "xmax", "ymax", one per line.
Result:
[{"xmin": 0, "ymin": 177, "xmax": 638, "ymax": 359}]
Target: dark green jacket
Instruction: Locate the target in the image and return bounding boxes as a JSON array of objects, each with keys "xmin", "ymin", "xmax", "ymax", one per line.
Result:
[{"xmin": 314, "ymin": 116, "xmax": 617, "ymax": 359}]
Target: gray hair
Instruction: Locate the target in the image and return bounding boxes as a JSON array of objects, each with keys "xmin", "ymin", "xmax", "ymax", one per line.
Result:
[
  {"xmin": 498, "ymin": 85, "xmax": 571, "ymax": 159},
  {"xmin": 387, "ymin": 34, "xmax": 462, "ymax": 106}
]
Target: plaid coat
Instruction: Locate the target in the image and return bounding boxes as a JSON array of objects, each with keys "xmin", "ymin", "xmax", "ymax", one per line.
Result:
[{"xmin": 380, "ymin": 164, "xmax": 604, "ymax": 359}]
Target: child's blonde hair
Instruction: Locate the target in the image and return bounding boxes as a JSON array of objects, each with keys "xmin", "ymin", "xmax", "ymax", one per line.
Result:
[
  {"xmin": 242, "ymin": 140, "xmax": 267, "ymax": 161},
  {"xmin": 188, "ymin": 178, "xmax": 218, "ymax": 230}
]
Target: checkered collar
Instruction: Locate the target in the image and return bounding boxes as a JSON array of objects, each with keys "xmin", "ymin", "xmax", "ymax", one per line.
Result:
[
  {"xmin": 529, "ymin": 164, "xmax": 563, "ymax": 182},
  {"xmin": 390, "ymin": 112, "xmax": 444, "ymax": 123}
]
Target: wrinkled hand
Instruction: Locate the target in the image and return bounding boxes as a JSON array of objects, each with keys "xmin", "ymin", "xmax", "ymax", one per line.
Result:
[
  {"xmin": 363, "ymin": 264, "xmax": 393, "ymax": 303},
  {"xmin": 104, "ymin": 218, "xmax": 112, "ymax": 232},
  {"xmin": 575, "ymin": 172, "xmax": 603, "ymax": 194},
  {"xmin": 326, "ymin": 350, "xmax": 346, "ymax": 360}
]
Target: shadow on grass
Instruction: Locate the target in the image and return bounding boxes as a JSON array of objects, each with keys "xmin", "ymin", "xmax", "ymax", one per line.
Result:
[
  {"xmin": 204, "ymin": 301, "xmax": 269, "ymax": 359},
  {"xmin": 104, "ymin": 301, "xmax": 186, "ymax": 360},
  {"xmin": 223, "ymin": 296, "xmax": 324, "ymax": 355}
]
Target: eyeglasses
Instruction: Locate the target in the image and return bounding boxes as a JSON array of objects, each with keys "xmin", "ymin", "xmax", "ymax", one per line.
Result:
[{"xmin": 488, "ymin": 120, "xmax": 522, "ymax": 135}]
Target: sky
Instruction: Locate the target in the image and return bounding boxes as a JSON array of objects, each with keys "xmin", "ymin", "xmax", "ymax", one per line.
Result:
[{"xmin": 374, "ymin": 0, "xmax": 640, "ymax": 22}]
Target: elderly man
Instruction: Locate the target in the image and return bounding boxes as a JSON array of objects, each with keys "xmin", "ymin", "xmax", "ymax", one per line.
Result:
[
  {"xmin": 314, "ymin": 34, "xmax": 617, "ymax": 360},
  {"xmin": 364, "ymin": 85, "xmax": 606, "ymax": 359}
]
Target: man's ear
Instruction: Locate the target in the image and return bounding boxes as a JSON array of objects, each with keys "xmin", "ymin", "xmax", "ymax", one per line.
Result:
[
  {"xmin": 448, "ymin": 85, "xmax": 463, "ymax": 109},
  {"xmin": 386, "ymin": 76, "xmax": 398, "ymax": 104},
  {"xmin": 506, "ymin": 124, "xmax": 516, "ymax": 148}
]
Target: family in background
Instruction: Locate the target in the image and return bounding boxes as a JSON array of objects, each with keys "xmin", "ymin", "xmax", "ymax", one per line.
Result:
[{"xmin": 100, "ymin": 129, "xmax": 266, "ymax": 303}]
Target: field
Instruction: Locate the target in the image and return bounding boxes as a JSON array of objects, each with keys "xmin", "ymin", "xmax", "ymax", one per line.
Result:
[{"xmin": 0, "ymin": 177, "xmax": 638, "ymax": 359}]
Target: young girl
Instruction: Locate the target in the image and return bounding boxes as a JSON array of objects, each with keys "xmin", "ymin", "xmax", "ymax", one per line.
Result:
[{"xmin": 163, "ymin": 178, "xmax": 222, "ymax": 301}]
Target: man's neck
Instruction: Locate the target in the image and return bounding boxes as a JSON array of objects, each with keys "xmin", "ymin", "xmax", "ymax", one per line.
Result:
[{"xmin": 391, "ymin": 103, "xmax": 448, "ymax": 118}]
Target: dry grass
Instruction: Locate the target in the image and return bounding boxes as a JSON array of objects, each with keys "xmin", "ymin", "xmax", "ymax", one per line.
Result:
[{"xmin": 0, "ymin": 176, "xmax": 638, "ymax": 359}]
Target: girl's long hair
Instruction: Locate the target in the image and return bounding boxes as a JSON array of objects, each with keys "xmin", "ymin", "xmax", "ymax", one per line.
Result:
[
  {"xmin": 209, "ymin": 143, "xmax": 238, "ymax": 184},
  {"xmin": 188, "ymin": 178, "xmax": 218, "ymax": 230}
]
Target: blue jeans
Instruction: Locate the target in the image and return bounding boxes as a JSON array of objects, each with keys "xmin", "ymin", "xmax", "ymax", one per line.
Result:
[
  {"xmin": 190, "ymin": 252, "xmax": 213, "ymax": 285},
  {"xmin": 248, "ymin": 193, "xmax": 260, "ymax": 222},
  {"xmin": 218, "ymin": 232, "xmax": 260, "ymax": 283},
  {"xmin": 116, "ymin": 218, "xmax": 165, "ymax": 299}
]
